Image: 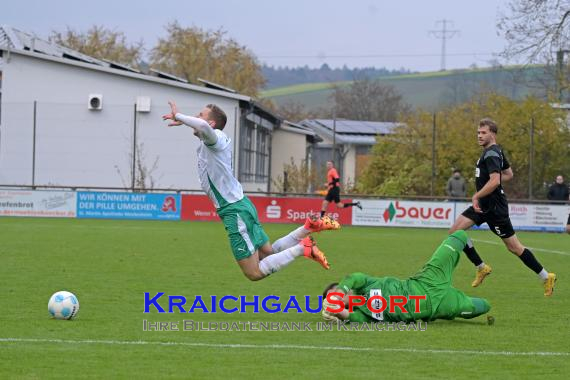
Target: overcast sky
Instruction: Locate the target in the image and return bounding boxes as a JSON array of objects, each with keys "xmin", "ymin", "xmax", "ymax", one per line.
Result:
[{"xmin": 4, "ymin": 0, "xmax": 512, "ymax": 72}]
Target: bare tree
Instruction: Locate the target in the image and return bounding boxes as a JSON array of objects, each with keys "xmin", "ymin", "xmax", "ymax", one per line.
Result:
[
  {"xmin": 274, "ymin": 100, "xmax": 331, "ymax": 122},
  {"xmin": 331, "ymin": 77, "xmax": 410, "ymax": 122},
  {"xmin": 115, "ymin": 142, "xmax": 161, "ymax": 191},
  {"xmin": 499, "ymin": 1, "xmax": 570, "ymax": 99},
  {"xmin": 499, "ymin": 0, "xmax": 570, "ymax": 61}
]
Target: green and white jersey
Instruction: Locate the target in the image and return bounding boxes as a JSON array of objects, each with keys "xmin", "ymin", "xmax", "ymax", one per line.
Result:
[
  {"xmin": 175, "ymin": 113, "xmax": 244, "ymax": 208},
  {"xmin": 197, "ymin": 129, "xmax": 244, "ymax": 208}
]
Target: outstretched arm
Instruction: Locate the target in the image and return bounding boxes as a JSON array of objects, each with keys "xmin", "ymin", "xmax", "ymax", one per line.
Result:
[
  {"xmin": 162, "ymin": 101, "xmax": 217, "ymax": 145},
  {"xmin": 174, "ymin": 113, "xmax": 218, "ymax": 145}
]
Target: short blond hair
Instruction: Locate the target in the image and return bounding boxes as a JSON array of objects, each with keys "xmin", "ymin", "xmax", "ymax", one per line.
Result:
[{"xmin": 206, "ymin": 104, "xmax": 227, "ymax": 130}]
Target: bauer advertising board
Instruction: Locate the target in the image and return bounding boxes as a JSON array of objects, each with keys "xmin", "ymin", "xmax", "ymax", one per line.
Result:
[
  {"xmin": 0, "ymin": 190, "xmax": 76, "ymax": 217},
  {"xmin": 351, "ymin": 199, "xmax": 454, "ymax": 228}
]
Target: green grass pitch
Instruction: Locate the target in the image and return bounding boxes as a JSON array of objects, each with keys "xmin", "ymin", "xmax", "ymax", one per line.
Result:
[{"xmin": 1, "ymin": 218, "xmax": 568, "ymax": 379}]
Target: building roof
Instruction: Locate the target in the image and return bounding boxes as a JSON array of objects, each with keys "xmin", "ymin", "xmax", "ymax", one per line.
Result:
[
  {"xmin": 281, "ymin": 121, "xmax": 317, "ymax": 136},
  {"xmin": 299, "ymin": 118, "xmax": 401, "ymax": 145},
  {"xmin": 277, "ymin": 121, "xmax": 323, "ymax": 143},
  {"xmin": 0, "ymin": 25, "xmax": 251, "ymax": 102},
  {"xmin": 1, "ymin": 25, "xmax": 123, "ymax": 68}
]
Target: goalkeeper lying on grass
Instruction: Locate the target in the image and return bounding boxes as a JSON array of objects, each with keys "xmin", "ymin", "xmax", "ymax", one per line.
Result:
[{"xmin": 322, "ymin": 230, "xmax": 492, "ymax": 324}]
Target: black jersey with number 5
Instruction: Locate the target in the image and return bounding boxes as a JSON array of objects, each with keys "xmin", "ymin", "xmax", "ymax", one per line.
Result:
[{"xmin": 475, "ymin": 144, "xmax": 510, "ymax": 215}]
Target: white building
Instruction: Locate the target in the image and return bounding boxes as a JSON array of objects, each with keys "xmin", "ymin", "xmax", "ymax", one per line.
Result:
[
  {"xmin": 0, "ymin": 25, "xmax": 313, "ymax": 193},
  {"xmin": 300, "ymin": 119, "xmax": 399, "ymax": 187},
  {"xmin": 269, "ymin": 121, "xmax": 322, "ymax": 192}
]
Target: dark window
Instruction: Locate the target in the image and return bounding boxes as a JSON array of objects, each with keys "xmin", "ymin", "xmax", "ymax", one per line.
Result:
[{"xmin": 239, "ymin": 119, "xmax": 270, "ymax": 183}]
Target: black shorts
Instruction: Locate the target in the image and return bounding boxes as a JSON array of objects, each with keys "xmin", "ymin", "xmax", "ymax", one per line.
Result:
[
  {"xmin": 567, "ymin": 214, "xmax": 570, "ymax": 225},
  {"xmin": 325, "ymin": 187, "xmax": 341, "ymax": 203},
  {"xmin": 462, "ymin": 206, "xmax": 515, "ymax": 239}
]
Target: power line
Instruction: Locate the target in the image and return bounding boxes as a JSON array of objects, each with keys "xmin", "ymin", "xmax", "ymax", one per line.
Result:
[
  {"xmin": 256, "ymin": 52, "xmax": 494, "ymax": 59},
  {"xmin": 429, "ymin": 19, "xmax": 460, "ymax": 71}
]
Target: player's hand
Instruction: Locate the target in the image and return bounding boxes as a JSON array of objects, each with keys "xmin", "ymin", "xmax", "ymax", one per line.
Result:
[
  {"xmin": 472, "ymin": 196, "xmax": 482, "ymax": 213},
  {"xmin": 162, "ymin": 101, "xmax": 183, "ymax": 127},
  {"xmin": 322, "ymin": 299, "xmax": 341, "ymax": 322},
  {"xmin": 322, "ymin": 311, "xmax": 341, "ymax": 322}
]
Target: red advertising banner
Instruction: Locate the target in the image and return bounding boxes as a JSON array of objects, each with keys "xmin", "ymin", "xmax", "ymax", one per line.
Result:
[
  {"xmin": 181, "ymin": 194, "xmax": 353, "ymax": 225},
  {"xmin": 181, "ymin": 195, "xmax": 218, "ymax": 221},
  {"xmin": 248, "ymin": 196, "xmax": 352, "ymax": 225}
]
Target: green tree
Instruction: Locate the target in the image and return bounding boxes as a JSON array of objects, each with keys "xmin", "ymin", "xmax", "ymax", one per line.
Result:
[
  {"xmin": 150, "ymin": 22, "xmax": 265, "ymax": 97},
  {"xmin": 358, "ymin": 94, "xmax": 570, "ymax": 199},
  {"xmin": 50, "ymin": 26, "xmax": 143, "ymax": 68}
]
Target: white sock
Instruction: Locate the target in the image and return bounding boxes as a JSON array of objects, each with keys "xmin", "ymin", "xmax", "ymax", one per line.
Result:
[
  {"xmin": 538, "ymin": 269, "xmax": 549, "ymax": 281},
  {"xmin": 477, "ymin": 263, "xmax": 486, "ymax": 270},
  {"xmin": 259, "ymin": 245, "xmax": 304, "ymax": 276},
  {"xmin": 271, "ymin": 226, "xmax": 311, "ymax": 252}
]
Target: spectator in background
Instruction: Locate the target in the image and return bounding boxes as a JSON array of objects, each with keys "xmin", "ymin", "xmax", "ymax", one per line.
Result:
[
  {"xmin": 446, "ymin": 169, "xmax": 467, "ymax": 200},
  {"xmin": 547, "ymin": 175, "xmax": 569, "ymax": 202}
]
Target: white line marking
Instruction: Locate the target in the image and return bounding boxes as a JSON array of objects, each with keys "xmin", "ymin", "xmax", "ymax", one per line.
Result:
[
  {"xmin": 472, "ymin": 239, "xmax": 570, "ymax": 257},
  {"xmin": 1, "ymin": 338, "xmax": 568, "ymax": 357}
]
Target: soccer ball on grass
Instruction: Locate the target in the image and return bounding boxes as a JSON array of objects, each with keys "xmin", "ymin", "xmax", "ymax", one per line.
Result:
[{"xmin": 48, "ymin": 291, "xmax": 80, "ymax": 320}]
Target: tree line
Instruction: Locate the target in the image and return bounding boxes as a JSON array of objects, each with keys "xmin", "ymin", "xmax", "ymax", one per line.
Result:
[
  {"xmin": 261, "ymin": 64, "xmax": 413, "ymax": 89},
  {"xmin": 50, "ymin": 22, "xmax": 264, "ymax": 97},
  {"xmin": 357, "ymin": 94, "xmax": 570, "ymax": 199},
  {"xmin": 48, "ymin": 1, "xmax": 570, "ymax": 198}
]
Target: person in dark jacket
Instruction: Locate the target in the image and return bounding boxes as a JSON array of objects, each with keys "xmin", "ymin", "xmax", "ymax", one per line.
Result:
[
  {"xmin": 547, "ymin": 175, "xmax": 569, "ymax": 202},
  {"xmin": 446, "ymin": 169, "xmax": 467, "ymax": 200}
]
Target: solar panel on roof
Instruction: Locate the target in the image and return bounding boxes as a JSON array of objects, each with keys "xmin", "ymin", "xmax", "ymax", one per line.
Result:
[
  {"xmin": 312, "ymin": 119, "xmax": 397, "ymax": 134},
  {"xmin": 103, "ymin": 59, "xmax": 140, "ymax": 73},
  {"xmin": 150, "ymin": 69, "xmax": 188, "ymax": 83}
]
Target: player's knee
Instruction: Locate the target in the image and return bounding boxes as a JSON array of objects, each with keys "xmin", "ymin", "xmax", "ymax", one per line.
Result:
[
  {"xmin": 448, "ymin": 225, "xmax": 459, "ymax": 234},
  {"xmin": 506, "ymin": 243, "xmax": 523, "ymax": 256},
  {"xmin": 447, "ymin": 230, "xmax": 467, "ymax": 249},
  {"xmin": 243, "ymin": 271, "xmax": 265, "ymax": 281},
  {"xmin": 566, "ymin": 225, "xmax": 570, "ymax": 234},
  {"xmin": 450, "ymin": 229, "xmax": 467, "ymax": 241},
  {"xmin": 241, "ymin": 266, "xmax": 266, "ymax": 281}
]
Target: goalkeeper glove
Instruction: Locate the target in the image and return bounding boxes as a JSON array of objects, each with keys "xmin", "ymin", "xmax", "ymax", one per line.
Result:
[{"xmin": 322, "ymin": 298, "xmax": 341, "ymax": 322}]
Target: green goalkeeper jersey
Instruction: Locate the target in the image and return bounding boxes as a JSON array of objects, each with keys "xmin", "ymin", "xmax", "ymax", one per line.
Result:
[{"xmin": 337, "ymin": 273, "xmax": 431, "ymax": 323}]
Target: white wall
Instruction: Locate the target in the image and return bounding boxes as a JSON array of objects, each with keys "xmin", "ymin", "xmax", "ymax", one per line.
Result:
[
  {"xmin": 269, "ymin": 128, "xmax": 307, "ymax": 192},
  {"xmin": 342, "ymin": 146, "xmax": 356, "ymax": 187},
  {"xmin": 0, "ymin": 53, "xmax": 241, "ymax": 189}
]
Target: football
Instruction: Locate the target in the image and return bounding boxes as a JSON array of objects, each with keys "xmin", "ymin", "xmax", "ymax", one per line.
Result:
[{"xmin": 48, "ymin": 291, "xmax": 80, "ymax": 320}]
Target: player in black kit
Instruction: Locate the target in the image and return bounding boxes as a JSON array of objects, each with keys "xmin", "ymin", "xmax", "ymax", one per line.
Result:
[{"xmin": 449, "ymin": 118, "xmax": 556, "ymax": 296}]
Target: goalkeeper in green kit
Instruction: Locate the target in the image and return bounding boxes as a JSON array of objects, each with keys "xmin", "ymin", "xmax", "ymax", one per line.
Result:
[{"xmin": 322, "ymin": 230, "xmax": 492, "ymax": 323}]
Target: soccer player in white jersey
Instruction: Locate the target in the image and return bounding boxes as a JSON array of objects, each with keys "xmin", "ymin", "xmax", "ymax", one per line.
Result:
[{"xmin": 163, "ymin": 101, "xmax": 340, "ymax": 281}]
